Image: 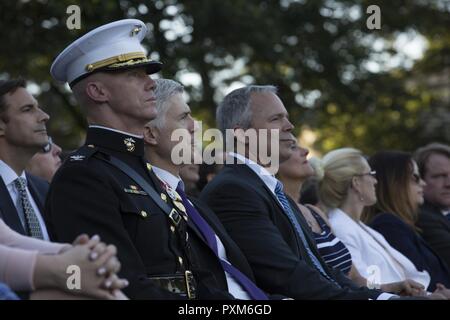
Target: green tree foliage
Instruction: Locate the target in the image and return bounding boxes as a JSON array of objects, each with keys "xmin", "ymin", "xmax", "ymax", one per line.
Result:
[{"xmin": 0, "ymin": 0, "xmax": 448, "ymax": 154}]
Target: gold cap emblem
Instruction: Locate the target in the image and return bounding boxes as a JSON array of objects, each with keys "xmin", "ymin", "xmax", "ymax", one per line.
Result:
[{"xmin": 131, "ymin": 25, "xmax": 142, "ymax": 37}]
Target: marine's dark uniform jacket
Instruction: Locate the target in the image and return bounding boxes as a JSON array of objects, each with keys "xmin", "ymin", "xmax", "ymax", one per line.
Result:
[{"xmin": 44, "ymin": 127, "xmax": 253, "ymax": 299}]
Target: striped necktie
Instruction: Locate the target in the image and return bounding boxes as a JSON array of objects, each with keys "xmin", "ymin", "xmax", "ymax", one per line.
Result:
[
  {"xmin": 14, "ymin": 177, "xmax": 44, "ymax": 239},
  {"xmin": 274, "ymin": 181, "xmax": 337, "ymax": 284}
]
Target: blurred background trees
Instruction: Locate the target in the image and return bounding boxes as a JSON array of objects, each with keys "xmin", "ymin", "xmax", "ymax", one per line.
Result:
[{"xmin": 0, "ymin": 0, "xmax": 449, "ymax": 155}]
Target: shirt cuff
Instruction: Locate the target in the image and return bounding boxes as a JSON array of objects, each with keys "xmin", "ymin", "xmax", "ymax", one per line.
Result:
[{"xmin": 376, "ymin": 292, "xmax": 399, "ymax": 300}]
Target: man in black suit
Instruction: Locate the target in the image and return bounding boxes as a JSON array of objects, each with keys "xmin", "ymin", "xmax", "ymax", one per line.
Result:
[
  {"xmin": 143, "ymin": 78, "xmax": 270, "ymax": 300},
  {"xmin": 200, "ymin": 85, "xmax": 394, "ymax": 300},
  {"xmin": 0, "ymin": 78, "xmax": 51, "ymax": 240},
  {"xmin": 415, "ymin": 143, "xmax": 450, "ymax": 269},
  {"xmin": 45, "ymin": 19, "xmax": 239, "ymax": 300}
]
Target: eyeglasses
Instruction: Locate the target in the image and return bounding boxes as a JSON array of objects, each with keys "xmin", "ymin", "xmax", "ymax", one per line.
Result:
[
  {"xmin": 412, "ymin": 173, "xmax": 421, "ymax": 184},
  {"xmin": 355, "ymin": 170, "xmax": 377, "ymax": 178},
  {"xmin": 41, "ymin": 137, "xmax": 53, "ymax": 154}
]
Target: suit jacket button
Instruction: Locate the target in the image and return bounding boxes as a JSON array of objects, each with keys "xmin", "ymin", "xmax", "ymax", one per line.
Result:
[
  {"xmin": 178, "ymin": 256, "xmax": 183, "ymax": 265},
  {"xmin": 140, "ymin": 210, "xmax": 148, "ymax": 218},
  {"xmin": 170, "ymin": 225, "xmax": 175, "ymax": 233}
]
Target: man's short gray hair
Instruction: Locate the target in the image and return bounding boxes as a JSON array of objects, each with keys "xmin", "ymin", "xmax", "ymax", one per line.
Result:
[
  {"xmin": 216, "ymin": 85, "xmax": 277, "ymax": 135},
  {"xmin": 150, "ymin": 78, "xmax": 184, "ymax": 128}
]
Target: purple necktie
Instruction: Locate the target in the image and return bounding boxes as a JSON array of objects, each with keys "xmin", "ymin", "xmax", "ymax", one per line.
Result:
[{"xmin": 176, "ymin": 184, "xmax": 268, "ymax": 300}]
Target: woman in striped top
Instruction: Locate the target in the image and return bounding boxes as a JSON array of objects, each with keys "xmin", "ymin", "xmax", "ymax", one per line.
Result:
[
  {"xmin": 277, "ymin": 145, "xmax": 426, "ymax": 296},
  {"xmin": 309, "ymin": 207, "xmax": 352, "ymax": 275}
]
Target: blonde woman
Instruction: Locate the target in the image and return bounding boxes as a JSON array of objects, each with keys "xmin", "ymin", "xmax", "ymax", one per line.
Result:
[{"xmin": 315, "ymin": 148, "xmax": 447, "ymax": 298}]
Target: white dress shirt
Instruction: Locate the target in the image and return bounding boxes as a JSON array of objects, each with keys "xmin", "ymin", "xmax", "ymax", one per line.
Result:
[
  {"xmin": 229, "ymin": 152, "xmax": 278, "ymax": 192},
  {"xmin": 0, "ymin": 160, "xmax": 50, "ymax": 241},
  {"xmin": 152, "ymin": 165, "xmax": 251, "ymax": 300},
  {"xmin": 229, "ymin": 152, "xmax": 397, "ymax": 300}
]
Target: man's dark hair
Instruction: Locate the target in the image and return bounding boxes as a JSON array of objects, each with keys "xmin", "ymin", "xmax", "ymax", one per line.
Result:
[
  {"xmin": 0, "ymin": 78, "xmax": 27, "ymax": 117},
  {"xmin": 414, "ymin": 143, "xmax": 450, "ymax": 177}
]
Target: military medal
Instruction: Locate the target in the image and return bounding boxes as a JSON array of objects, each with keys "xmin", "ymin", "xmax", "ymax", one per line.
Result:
[
  {"xmin": 173, "ymin": 200, "xmax": 186, "ymax": 213},
  {"xmin": 166, "ymin": 187, "xmax": 180, "ymax": 201},
  {"xmin": 123, "ymin": 185, "xmax": 147, "ymax": 195},
  {"xmin": 158, "ymin": 179, "xmax": 186, "ymax": 217}
]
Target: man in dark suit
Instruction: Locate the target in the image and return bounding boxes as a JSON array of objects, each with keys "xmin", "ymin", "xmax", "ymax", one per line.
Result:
[
  {"xmin": 143, "ymin": 78, "xmax": 270, "ymax": 300},
  {"xmin": 45, "ymin": 19, "xmax": 239, "ymax": 300},
  {"xmin": 200, "ymin": 85, "xmax": 394, "ymax": 300},
  {"xmin": 0, "ymin": 78, "xmax": 51, "ymax": 240},
  {"xmin": 415, "ymin": 143, "xmax": 450, "ymax": 269}
]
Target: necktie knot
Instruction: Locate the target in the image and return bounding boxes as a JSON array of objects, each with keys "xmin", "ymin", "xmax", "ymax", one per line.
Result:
[
  {"xmin": 14, "ymin": 177, "xmax": 27, "ymax": 191},
  {"xmin": 275, "ymin": 181, "xmax": 284, "ymax": 194}
]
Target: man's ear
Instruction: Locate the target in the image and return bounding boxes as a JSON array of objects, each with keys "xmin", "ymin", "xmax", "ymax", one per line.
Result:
[
  {"xmin": 143, "ymin": 125, "xmax": 159, "ymax": 146},
  {"xmin": 85, "ymin": 81, "xmax": 109, "ymax": 103}
]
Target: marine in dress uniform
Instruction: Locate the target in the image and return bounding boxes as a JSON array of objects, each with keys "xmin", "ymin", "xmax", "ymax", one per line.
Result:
[{"xmin": 44, "ymin": 19, "xmax": 230, "ymax": 299}]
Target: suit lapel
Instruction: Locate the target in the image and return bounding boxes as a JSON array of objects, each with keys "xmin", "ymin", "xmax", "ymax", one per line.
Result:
[
  {"xmin": 194, "ymin": 200, "xmax": 243, "ymax": 258},
  {"xmin": 26, "ymin": 174, "xmax": 46, "ymax": 215},
  {"xmin": 230, "ymin": 163, "xmax": 332, "ymax": 271},
  {"xmin": 192, "ymin": 198, "xmax": 256, "ymax": 279},
  {"xmin": 0, "ymin": 177, "xmax": 27, "ymax": 235},
  {"xmin": 423, "ymin": 201, "xmax": 450, "ymax": 229},
  {"xmin": 229, "ymin": 163, "xmax": 306, "ymax": 255}
]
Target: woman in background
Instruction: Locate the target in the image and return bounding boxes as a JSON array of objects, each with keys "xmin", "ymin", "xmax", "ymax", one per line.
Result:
[
  {"xmin": 363, "ymin": 150, "xmax": 450, "ymax": 292},
  {"xmin": 277, "ymin": 146, "xmax": 425, "ymax": 296},
  {"xmin": 315, "ymin": 147, "xmax": 450, "ymax": 298}
]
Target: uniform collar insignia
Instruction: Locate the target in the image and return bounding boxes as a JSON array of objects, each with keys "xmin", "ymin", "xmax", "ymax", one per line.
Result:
[
  {"xmin": 124, "ymin": 137, "xmax": 136, "ymax": 152},
  {"xmin": 70, "ymin": 155, "xmax": 85, "ymax": 161},
  {"xmin": 85, "ymin": 127, "xmax": 144, "ymax": 156}
]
